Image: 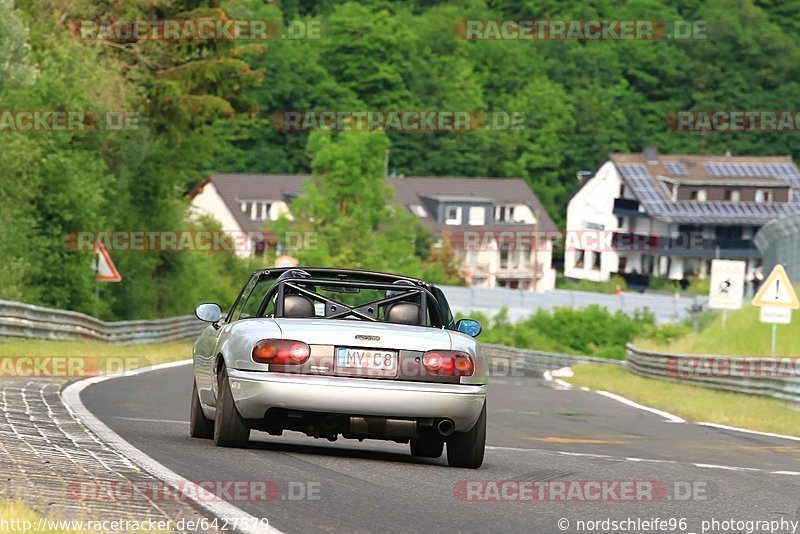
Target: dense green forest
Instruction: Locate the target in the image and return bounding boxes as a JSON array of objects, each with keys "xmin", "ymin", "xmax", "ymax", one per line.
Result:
[{"xmin": 1, "ymin": 0, "xmax": 798, "ymax": 319}]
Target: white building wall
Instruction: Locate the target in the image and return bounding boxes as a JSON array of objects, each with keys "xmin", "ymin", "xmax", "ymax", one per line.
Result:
[
  {"xmin": 189, "ymin": 183, "xmax": 254, "ymax": 258},
  {"xmin": 191, "ymin": 183, "xmax": 243, "ymax": 233},
  {"xmin": 564, "ymin": 161, "xmax": 622, "ymax": 282}
]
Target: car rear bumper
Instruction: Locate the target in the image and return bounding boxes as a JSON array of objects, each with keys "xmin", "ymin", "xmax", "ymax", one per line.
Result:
[{"xmin": 227, "ymin": 369, "xmax": 487, "ymax": 432}]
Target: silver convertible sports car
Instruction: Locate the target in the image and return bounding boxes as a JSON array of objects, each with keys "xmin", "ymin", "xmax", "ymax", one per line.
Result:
[{"xmin": 190, "ymin": 267, "xmax": 488, "ymax": 468}]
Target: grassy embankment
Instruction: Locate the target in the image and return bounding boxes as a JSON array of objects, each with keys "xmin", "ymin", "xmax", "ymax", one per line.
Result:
[{"xmin": 566, "ymin": 304, "xmax": 800, "ymax": 437}]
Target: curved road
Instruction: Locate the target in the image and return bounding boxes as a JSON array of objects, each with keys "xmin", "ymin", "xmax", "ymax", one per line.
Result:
[{"xmin": 81, "ymin": 364, "xmax": 800, "ymax": 533}]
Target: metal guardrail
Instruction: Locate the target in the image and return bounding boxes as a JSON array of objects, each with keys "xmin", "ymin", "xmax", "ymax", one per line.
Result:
[
  {"xmin": 3, "ymin": 298, "xmax": 797, "ymax": 405},
  {"xmin": 483, "ymin": 342, "xmax": 800, "ymax": 405},
  {"xmin": 627, "ymin": 344, "xmax": 800, "ymax": 404},
  {"xmin": 481, "ymin": 343, "xmax": 623, "ymax": 375},
  {"xmin": 0, "ymin": 300, "xmax": 205, "ymax": 344}
]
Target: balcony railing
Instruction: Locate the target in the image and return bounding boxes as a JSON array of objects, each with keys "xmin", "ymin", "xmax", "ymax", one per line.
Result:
[{"xmin": 611, "ymin": 232, "xmax": 759, "ymax": 257}]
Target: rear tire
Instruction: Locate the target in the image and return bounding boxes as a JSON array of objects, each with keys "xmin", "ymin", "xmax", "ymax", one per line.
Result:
[
  {"xmin": 213, "ymin": 368, "xmax": 250, "ymax": 448},
  {"xmin": 190, "ymin": 378, "xmax": 214, "ymax": 439},
  {"xmin": 446, "ymin": 402, "xmax": 486, "ymax": 468},
  {"xmin": 410, "ymin": 436, "xmax": 444, "ymax": 458}
]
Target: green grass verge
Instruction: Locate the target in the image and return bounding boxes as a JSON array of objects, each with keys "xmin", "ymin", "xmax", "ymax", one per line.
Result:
[
  {"xmin": 567, "ymin": 364, "xmax": 800, "ymax": 437},
  {"xmin": 634, "ymin": 305, "xmax": 800, "ymax": 357},
  {"xmin": 0, "ymin": 338, "xmax": 192, "ymax": 368}
]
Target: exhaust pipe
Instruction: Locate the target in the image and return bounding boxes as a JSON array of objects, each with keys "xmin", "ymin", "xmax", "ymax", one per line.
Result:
[{"xmin": 437, "ymin": 419, "xmax": 455, "ymax": 437}]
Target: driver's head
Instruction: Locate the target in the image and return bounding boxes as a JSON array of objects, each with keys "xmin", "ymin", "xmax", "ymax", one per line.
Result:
[
  {"xmin": 385, "ymin": 279, "xmax": 417, "ymax": 301},
  {"xmin": 277, "ymin": 269, "xmax": 314, "ymax": 293}
]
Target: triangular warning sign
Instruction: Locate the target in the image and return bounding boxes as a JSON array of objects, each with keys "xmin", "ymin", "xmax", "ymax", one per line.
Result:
[
  {"xmin": 94, "ymin": 241, "xmax": 121, "ymax": 282},
  {"xmin": 752, "ymin": 264, "xmax": 798, "ymax": 309}
]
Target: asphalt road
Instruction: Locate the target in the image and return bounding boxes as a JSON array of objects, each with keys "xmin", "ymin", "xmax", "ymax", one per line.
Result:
[{"xmin": 81, "ymin": 364, "xmax": 800, "ymax": 534}]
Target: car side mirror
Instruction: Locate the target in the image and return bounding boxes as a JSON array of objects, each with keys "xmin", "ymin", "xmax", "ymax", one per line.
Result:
[
  {"xmin": 195, "ymin": 303, "xmax": 223, "ymax": 324},
  {"xmin": 455, "ymin": 318, "xmax": 482, "ymax": 337}
]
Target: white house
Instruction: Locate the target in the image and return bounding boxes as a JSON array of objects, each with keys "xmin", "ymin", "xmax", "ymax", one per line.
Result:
[{"xmin": 565, "ymin": 148, "xmax": 800, "ymax": 285}]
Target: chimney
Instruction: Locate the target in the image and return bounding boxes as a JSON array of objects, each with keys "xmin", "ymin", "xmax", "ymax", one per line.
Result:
[
  {"xmin": 642, "ymin": 146, "xmax": 658, "ymax": 164},
  {"xmin": 576, "ymin": 170, "xmax": 593, "ymax": 184}
]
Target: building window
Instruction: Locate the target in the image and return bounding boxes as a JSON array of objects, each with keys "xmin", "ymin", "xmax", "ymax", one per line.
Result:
[
  {"xmin": 517, "ymin": 248, "xmax": 529, "ymax": 268},
  {"xmin": 755, "ymin": 189, "xmax": 773, "ymax": 203},
  {"xmin": 468, "ymin": 206, "xmax": 485, "ymax": 226},
  {"xmin": 500, "ymin": 249, "xmax": 511, "ymax": 269},
  {"xmin": 409, "ymin": 204, "xmax": 427, "ymax": 217},
  {"xmin": 617, "ymin": 216, "xmax": 625, "ymax": 229},
  {"xmin": 247, "ymin": 201, "xmax": 272, "ymax": 221},
  {"xmin": 690, "ymin": 189, "xmax": 707, "ymax": 201},
  {"xmin": 445, "ymin": 206, "xmax": 461, "ymax": 225},
  {"xmin": 591, "ymin": 251, "xmax": 601, "ymax": 271},
  {"xmin": 574, "ymin": 249, "xmax": 585, "ymax": 268},
  {"xmin": 642, "ymin": 255, "xmax": 655, "ymax": 275},
  {"xmin": 724, "ymin": 190, "xmax": 740, "ymax": 202},
  {"xmin": 619, "ymin": 183, "xmax": 626, "ymax": 197},
  {"xmin": 495, "ymin": 205, "xmax": 516, "ymax": 222}
]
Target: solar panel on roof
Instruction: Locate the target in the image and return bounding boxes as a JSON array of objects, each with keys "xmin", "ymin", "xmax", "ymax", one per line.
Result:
[{"xmin": 664, "ymin": 162, "xmax": 687, "ymax": 175}]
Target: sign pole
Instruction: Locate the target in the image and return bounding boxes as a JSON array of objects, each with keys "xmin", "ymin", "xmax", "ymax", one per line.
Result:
[
  {"xmin": 95, "ymin": 253, "xmax": 100, "ymax": 315},
  {"xmin": 771, "ymin": 323, "xmax": 777, "ymax": 357},
  {"xmin": 721, "ymin": 309, "xmax": 727, "ymax": 328}
]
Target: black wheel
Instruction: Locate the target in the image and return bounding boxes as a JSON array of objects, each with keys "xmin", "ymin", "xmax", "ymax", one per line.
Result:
[
  {"xmin": 410, "ymin": 436, "xmax": 444, "ymax": 458},
  {"xmin": 213, "ymin": 367, "xmax": 250, "ymax": 448},
  {"xmin": 190, "ymin": 378, "xmax": 214, "ymax": 439},
  {"xmin": 446, "ymin": 402, "xmax": 486, "ymax": 468}
]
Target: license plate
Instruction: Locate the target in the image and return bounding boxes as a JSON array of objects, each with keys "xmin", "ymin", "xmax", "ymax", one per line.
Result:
[{"xmin": 336, "ymin": 347, "xmax": 398, "ymax": 378}]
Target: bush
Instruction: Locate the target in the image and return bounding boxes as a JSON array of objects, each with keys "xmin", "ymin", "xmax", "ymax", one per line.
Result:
[{"xmin": 463, "ymin": 305, "xmax": 676, "ymax": 359}]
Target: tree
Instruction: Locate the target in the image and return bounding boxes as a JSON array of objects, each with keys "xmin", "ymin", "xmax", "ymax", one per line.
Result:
[{"xmin": 271, "ymin": 126, "xmax": 461, "ymax": 284}]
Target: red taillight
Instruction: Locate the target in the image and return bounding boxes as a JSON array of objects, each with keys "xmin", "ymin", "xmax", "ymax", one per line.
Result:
[
  {"xmin": 252, "ymin": 339, "xmax": 310, "ymax": 365},
  {"xmin": 422, "ymin": 351, "xmax": 474, "ymax": 376}
]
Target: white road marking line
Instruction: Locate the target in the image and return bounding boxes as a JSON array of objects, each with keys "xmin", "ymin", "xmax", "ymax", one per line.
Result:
[
  {"xmin": 62, "ymin": 359, "xmax": 282, "ymax": 534},
  {"xmin": 542, "ymin": 370, "xmax": 572, "ymax": 389},
  {"xmin": 113, "ymin": 416, "xmax": 189, "ymax": 424},
  {"xmin": 547, "ymin": 368, "xmax": 800, "ymax": 443},
  {"xmin": 594, "ymin": 390, "xmax": 686, "ymax": 424},
  {"xmin": 692, "ymin": 463, "xmax": 761, "ymax": 472},
  {"xmin": 487, "ymin": 445, "xmax": 800, "ymax": 477},
  {"xmin": 486, "ymin": 445, "xmax": 542, "ymax": 453},
  {"xmin": 697, "ymin": 422, "xmax": 800, "ymax": 443},
  {"xmin": 624, "ymin": 457, "xmax": 678, "ymax": 464},
  {"xmin": 543, "ymin": 367, "xmax": 683, "ymax": 423},
  {"xmin": 556, "ymin": 451, "xmax": 615, "ymax": 459}
]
